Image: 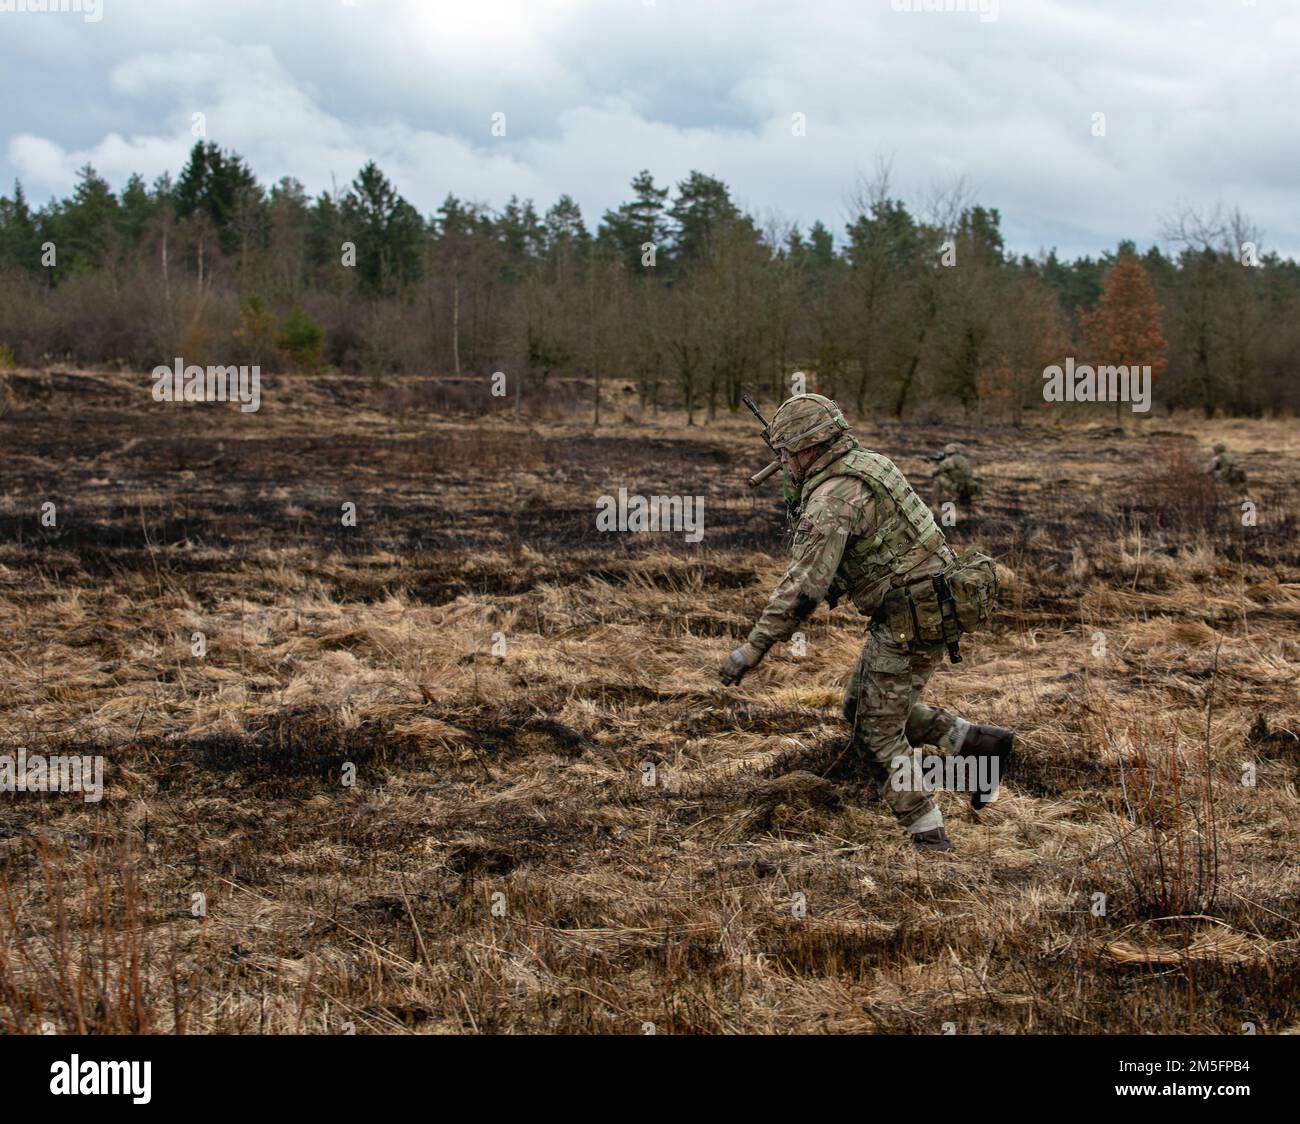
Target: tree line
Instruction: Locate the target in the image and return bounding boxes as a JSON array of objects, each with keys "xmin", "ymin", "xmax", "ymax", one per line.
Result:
[{"xmin": 1, "ymin": 141, "xmax": 1296, "ymax": 419}]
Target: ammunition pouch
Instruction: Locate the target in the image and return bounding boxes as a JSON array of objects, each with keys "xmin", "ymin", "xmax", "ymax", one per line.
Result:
[{"xmin": 873, "ymin": 547, "xmax": 999, "ymax": 662}]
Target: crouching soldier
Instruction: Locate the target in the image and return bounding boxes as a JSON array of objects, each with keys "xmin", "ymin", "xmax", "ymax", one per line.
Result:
[
  {"xmin": 719, "ymin": 393, "xmax": 1013, "ymax": 852},
  {"xmin": 1208, "ymin": 442, "xmax": 1248, "ymax": 494},
  {"xmin": 931, "ymin": 443, "xmax": 980, "ymax": 508}
]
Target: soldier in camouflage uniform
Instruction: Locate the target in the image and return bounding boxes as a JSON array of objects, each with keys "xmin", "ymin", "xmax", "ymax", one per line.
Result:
[
  {"xmin": 719, "ymin": 394, "xmax": 1013, "ymax": 852},
  {"xmin": 1208, "ymin": 442, "xmax": 1248, "ymax": 494},
  {"xmin": 930, "ymin": 443, "xmax": 980, "ymax": 507}
]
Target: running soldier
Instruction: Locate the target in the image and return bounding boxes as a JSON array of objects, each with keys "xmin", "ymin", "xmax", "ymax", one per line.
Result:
[{"xmin": 719, "ymin": 393, "xmax": 1013, "ymax": 852}]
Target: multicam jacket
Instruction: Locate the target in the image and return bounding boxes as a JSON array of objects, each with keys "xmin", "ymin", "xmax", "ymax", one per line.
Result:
[{"xmin": 747, "ymin": 436, "xmax": 951, "ymax": 653}]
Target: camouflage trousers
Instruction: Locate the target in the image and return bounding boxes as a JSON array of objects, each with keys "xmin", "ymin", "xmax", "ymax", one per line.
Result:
[{"xmin": 842, "ymin": 627, "xmax": 963, "ymax": 829}]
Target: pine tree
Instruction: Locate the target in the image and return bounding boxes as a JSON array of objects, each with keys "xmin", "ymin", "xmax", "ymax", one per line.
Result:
[
  {"xmin": 0, "ymin": 180, "xmax": 43, "ymax": 273},
  {"xmin": 306, "ymin": 189, "xmax": 344, "ymax": 289},
  {"xmin": 55, "ymin": 164, "xmax": 120, "ymax": 274},
  {"xmin": 497, "ymin": 195, "xmax": 545, "ymax": 279},
  {"xmin": 598, "ymin": 169, "xmax": 669, "ymax": 270},
  {"xmin": 174, "ymin": 141, "xmax": 265, "ymax": 255},
  {"xmin": 340, "ymin": 161, "xmax": 425, "ymax": 292},
  {"xmin": 667, "ymin": 171, "xmax": 741, "ymax": 266},
  {"xmin": 806, "ymin": 220, "xmax": 836, "ymax": 270},
  {"xmin": 118, "ymin": 173, "xmax": 154, "ymax": 248},
  {"xmin": 544, "ymin": 195, "xmax": 589, "ymax": 258}
]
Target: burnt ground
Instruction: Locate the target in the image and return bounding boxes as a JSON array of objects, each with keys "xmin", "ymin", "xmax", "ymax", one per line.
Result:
[{"xmin": 0, "ymin": 369, "xmax": 1297, "ymax": 1034}]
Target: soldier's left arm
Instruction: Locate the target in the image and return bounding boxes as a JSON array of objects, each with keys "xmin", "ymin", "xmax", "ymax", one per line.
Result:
[{"xmin": 745, "ymin": 481, "xmax": 868, "ymax": 654}]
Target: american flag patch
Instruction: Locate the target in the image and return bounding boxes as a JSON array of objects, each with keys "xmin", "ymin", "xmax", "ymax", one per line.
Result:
[{"xmin": 797, "ymin": 518, "xmax": 815, "ymax": 533}]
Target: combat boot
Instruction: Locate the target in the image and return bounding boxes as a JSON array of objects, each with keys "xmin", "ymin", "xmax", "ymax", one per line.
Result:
[
  {"xmin": 911, "ymin": 826, "xmax": 955, "ymax": 852},
  {"xmin": 962, "ymin": 724, "xmax": 1014, "ymax": 809}
]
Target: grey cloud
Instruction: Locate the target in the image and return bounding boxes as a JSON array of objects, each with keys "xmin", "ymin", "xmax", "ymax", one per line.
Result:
[{"xmin": 0, "ymin": 0, "xmax": 1295, "ymax": 258}]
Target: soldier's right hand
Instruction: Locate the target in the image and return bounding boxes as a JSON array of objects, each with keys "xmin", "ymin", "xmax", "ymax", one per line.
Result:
[{"xmin": 719, "ymin": 642, "xmax": 764, "ymax": 686}]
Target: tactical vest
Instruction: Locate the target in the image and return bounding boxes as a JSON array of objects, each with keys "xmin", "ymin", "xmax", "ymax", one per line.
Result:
[{"xmin": 802, "ymin": 446, "xmax": 949, "ymax": 611}]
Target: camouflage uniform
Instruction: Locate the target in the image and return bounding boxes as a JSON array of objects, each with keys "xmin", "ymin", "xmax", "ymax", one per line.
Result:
[
  {"xmin": 723, "ymin": 395, "xmax": 1010, "ymax": 848},
  {"xmin": 1209, "ymin": 442, "xmax": 1248, "ymax": 494},
  {"xmin": 930, "ymin": 443, "xmax": 980, "ymax": 507}
]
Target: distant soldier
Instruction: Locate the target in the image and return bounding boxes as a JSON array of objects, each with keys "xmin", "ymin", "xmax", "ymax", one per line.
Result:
[
  {"xmin": 930, "ymin": 443, "xmax": 980, "ymax": 507},
  {"xmin": 720, "ymin": 393, "xmax": 1014, "ymax": 853},
  {"xmin": 1208, "ymin": 442, "xmax": 1248, "ymax": 494}
]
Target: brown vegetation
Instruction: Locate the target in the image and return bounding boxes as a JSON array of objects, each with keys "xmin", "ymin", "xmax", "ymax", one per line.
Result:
[{"xmin": 0, "ymin": 370, "xmax": 1297, "ymax": 1034}]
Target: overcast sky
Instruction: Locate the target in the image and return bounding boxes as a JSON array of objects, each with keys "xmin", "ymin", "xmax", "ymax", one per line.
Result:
[{"xmin": 1, "ymin": 0, "xmax": 1295, "ymax": 260}]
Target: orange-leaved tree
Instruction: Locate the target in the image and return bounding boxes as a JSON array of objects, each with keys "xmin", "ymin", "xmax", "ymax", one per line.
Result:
[{"xmin": 1079, "ymin": 252, "xmax": 1169, "ymax": 420}]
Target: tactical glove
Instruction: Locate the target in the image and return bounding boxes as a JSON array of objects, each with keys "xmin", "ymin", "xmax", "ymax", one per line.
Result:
[{"xmin": 719, "ymin": 642, "xmax": 764, "ymax": 686}]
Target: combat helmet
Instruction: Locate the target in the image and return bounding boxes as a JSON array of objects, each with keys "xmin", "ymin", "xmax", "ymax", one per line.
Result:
[
  {"xmin": 768, "ymin": 393, "xmax": 850, "ymax": 453},
  {"xmin": 942, "ymin": 442, "xmax": 963, "ymax": 456},
  {"xmin": 1213, "ymin": 442, "xmax": 1227, "ymax": 453}
]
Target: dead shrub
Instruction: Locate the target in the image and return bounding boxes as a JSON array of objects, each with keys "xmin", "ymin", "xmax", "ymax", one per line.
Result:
[{"xmin": 1141, "ymin": 437, "xmax": 1222, "ymax": 538}]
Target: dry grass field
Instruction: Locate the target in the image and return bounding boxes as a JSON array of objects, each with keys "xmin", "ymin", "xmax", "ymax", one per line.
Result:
[{"xmin": 1, "ymin": 369, "xmax": 1297, "ymax": 1034}]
